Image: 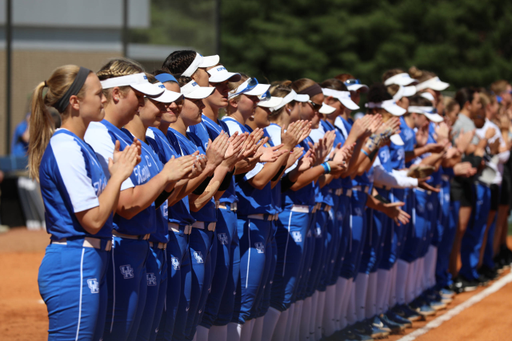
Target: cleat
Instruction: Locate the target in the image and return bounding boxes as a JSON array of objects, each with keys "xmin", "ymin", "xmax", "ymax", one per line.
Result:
[
  {"xmin": 378, "ymin": 314, "xmax": 406, "ymax": 334},
  {"xmin": 385, "ymin": 311, "xmax": 412, "ymax": 328},
  {"xmin": 392, "ymin": 304, "xmax": 421, "ymax": 322}
]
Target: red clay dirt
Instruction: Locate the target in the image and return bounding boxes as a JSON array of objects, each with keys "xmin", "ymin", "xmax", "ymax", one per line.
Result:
[{"xmin": 1, "ymin": 227, "xmax": 511, "ymax": 341}]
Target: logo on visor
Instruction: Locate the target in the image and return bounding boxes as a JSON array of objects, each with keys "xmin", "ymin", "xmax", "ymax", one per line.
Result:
[
  {"xmin": 143, "ymin": 75, "xmax": 148, "ymax": 80},
  {"xmin": 159, "ymin": 84, "xmax": 165, "ymax": 88},
  {"xmin": 217, "ymin": 67, "xmax": 226, "ymax": 72},
  {"xmin": 192, "ymin": 82, "xmax": 198, "ymax": 87}
]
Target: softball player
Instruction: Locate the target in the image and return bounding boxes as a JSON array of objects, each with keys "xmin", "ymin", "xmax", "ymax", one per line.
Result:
[
  {"xmin": 31, "ymin": 65, "xmax": 138, "ymax": 341},
  {"xmin": 84, "ymin": 59, "xmax": 192, "ymax": 341}
]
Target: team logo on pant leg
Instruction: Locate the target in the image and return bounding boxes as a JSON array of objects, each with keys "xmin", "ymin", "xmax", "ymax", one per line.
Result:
[
  {"xmin": 193, "ymin": 251, "xmax": 204, "ymax": 264},
  {"xmin": 444, "ymin": 193, "xmax": 450, "ymax": 203},
  {"xmin": 218, "ymin": 233, "xmax": 229, "ymax": 245},
  {"xmin": 353, "ymin": 207, "xmax": 363, "ymax": 217},
  {"xmin": 291, "ymin": 231, "xmax": 302, "ymax": 243},
  {"xmin": 254, "ymin": 242, "xmax": 265, "ymax": 253},
  {"xmin": 120, "ymin": 264, "xmax": 134, "ymax": 279},
  {"xmin": 336, "ymin": 211, "xmax": 343, "ymax": 222},
  {"xmin": 315, "ymin": 227, "xmax": 322, "ymax": 238},
  {"xmin": 87, "ymin": 278, "xmax": 99, "ymax": 294},
  {"xmin": 307, "ymin": 229, "xmax": 312, "ymax": 238},
  {"xmin": 147, "ymin": 273, "xmax": 157, "ymax": 286},
  {"xmin": 171, "ymin": 256, "xmax": 181, "ymax": 270}
]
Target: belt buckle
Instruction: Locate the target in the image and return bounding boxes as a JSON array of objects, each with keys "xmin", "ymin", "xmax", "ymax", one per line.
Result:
[
  {"xmin": 346, "ymin": 189, "xmax": 352, "ymax": 197},
  {"xmin": 185, "ymin": 225, "xmax": 192, "ymax": 235},
  {"xmin": 207, "ymin": 222, "xmax": 216, "ymax": 232},
  {"xmin": 232, "ymin": 202, "xmax": 238, "ymax": 212}
]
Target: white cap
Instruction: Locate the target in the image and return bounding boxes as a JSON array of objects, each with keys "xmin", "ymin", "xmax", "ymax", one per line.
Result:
[
  {"xmin": 151, "ymin": 83, "xmax": 183, "ymax": 103},
  {"xmin": 416, "ymin": 76, "xmax": 449, "ymax": 92},
  {"xmin": 182, "ymin": 53, "xmax": 220, "ymax": 77},
  {"xmin": 322, "ymin": 88, "xmax": 360, "ymax": 110},
  {"xmin": 208, "ymin": 65, "xmax": 241, "ymax": 83},
  {"xmin": 100, "ymin": 73, "xmax": 164, "ymax": 97},
  {"xmin": 228, "ymin": 78, "xmax": 270, "ymax": 99},
  {"xmin": 181, "ymin": 80, "xmax": 215, "ymax": 99},
  {"xmin": 393, "ymin": 85, "xmax": 417, "ymax": 101},
  {"xmin": 384, "ymin": 73, "xmax": 418, "ymax": 86},
  {"xmin": 319, "ymin": 103, "xmax": 336, "ymax": 114},
  {"xmin": 366, "ymin": 99, "xmax": 407, "ymax": 116},
  {"xmin": 258, "ymin": 96, "xmax": 282, "ymax": 109},
  {"xmin": 420, "ymin": 92, "xmax": 435, "ymax": 102},
  {"xmin": 408, "ymin": 106, "xmax": 443, "ymax": 122},
  {"xmin": 270, "ymin": 90, "xmax": 309, "ymax": 111},
  {"xmin": 390, "ymin": 134, "xmax": 404, "ymax": 145}
]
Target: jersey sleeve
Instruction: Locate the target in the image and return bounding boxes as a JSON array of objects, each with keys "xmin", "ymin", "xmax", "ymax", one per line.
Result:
[
  {"xmin": 50, "ymin": 136, "xmax": 100, "ymax": 213},
  {"xmin": 85, "ymin": 123, "xmax": 134, "ymax": 191}
]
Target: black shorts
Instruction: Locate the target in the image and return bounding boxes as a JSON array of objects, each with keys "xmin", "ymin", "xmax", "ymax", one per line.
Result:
[
  {"xmin": 451, "ymin": 177, "xmax": 474, "ymax": 207},
  {"xmin": 490, "ymin": 184, "xmax": 499, "ymax": 211},
  {"xmin": 500, "ymin": 176, "xmax": 510, "ymax": 206}
]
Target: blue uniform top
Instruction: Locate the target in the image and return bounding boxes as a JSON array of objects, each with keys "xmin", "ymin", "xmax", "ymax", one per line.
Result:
[
  {"xmin": 146, "ymin": 127, "xmax": 195, "ymax": 226},
  {"xmin": 189, "ymin": 115, "xmax": 238, "ymax": 205},
  {"xmin": 167, "ymin": 127, "xmax": 217, "ymax": 223},
  {"xmin": 399, "ymin": 117, "xmax": 417, "ymax": 169},
  {"xmin": 122, "ymin": 128, "xmax": 168, "ymax": 244},
  {"xmin": 40, "ymin": 129, "xmax": 112, "ymax": 241},
  {"xmin": 222, "ymin": 116, "xmax": 276, "ymax": 215},
  {"xmin": 428, "ymin": 122, "xmax": 442, "ymax": 186},
  {"xmin": 85, "ymin": 120, "xmax": 157, "ymax": 236},
  {"xmin": 11, "ymin": 118, "xmax": 29, "ymax": 157}
]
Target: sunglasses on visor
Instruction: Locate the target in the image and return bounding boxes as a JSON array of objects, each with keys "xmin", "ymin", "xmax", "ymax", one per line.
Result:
[{"xmin": 230, "ymin": 77, "xmax": 259, "ymax": 98}]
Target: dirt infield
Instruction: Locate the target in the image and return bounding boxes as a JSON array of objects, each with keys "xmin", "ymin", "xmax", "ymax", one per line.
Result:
[{"xmin": 1, "ymin": 227, "xmax": 511, "ymax": 341}]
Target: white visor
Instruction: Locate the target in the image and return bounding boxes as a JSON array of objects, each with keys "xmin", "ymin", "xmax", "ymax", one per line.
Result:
[
  {"xmin": 100, "ymin": 72, "xmax": 164, "ymax": 97},
  {"xmin": 408, "ymin": 106, "xmax": 443, "ymax": 122},
  {"xmin": 245, "ymin": 84, "xmax": 271, "ymax": 97},
  {"xmin": 182, "ymin": 53, "xmax": 220, "ymax": 77},
  {"xmin": 208, "ymin": 65, "xmax": 241, "ymax": 83},
  {"xmin": 420, "ymin": 92, "xmax": 435, "ymax": 102},
  {"xmin": 322, "ymin": 88, "xmax": 360, "ymax": 110},
  {"xmin": 347, "ymin": 84, "xmax": 369, "ymax": 92},
  {"xmin": 390, "ymin": 134, "xmax": 404, "ymax": 145},
  {"xmin": 393, "ymin": 85, "xmax": 417, "ymax": 101},
  {"xmin": 271, "ymin": 90, "xmax": 309, "ymax": 111},
  {"xmin": 151, "ymin": 83, "xmax": 183, "ymax": 103},
  {"xmin": 319, "ymin": 103, "xmax": 336, "ymax": 115},
  {"xmin": 258, "ymin": 96, "xmax": 283, "ymax": 109},
  {"xmin": 181, "ymin": 80, "xmax": 215, "ymax": 99},
  {"xmin": 228, "ymin": 78, "xmax": 270, "ymax": 99},
  {"xmin": 366, "ymin": 99, "xmax": 407, "ymax": 116},
  {"xmin": 384, "ymin": 73, "xmax": 418, "ymax": 86},
  {"xmin": 416, "ymin": 76, "xmax": 449, "ymax": 92}
]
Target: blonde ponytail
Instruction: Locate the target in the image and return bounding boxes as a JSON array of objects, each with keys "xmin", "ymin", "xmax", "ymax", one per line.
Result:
[{"xmin": 28, "ymin": 65, "xmax": 88, "ymax": 181}]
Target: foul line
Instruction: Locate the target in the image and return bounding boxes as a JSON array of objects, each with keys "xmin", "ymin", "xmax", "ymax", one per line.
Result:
[{"xmin": 397, "ymin": 272, "xmax": 512, "ymax": 341}]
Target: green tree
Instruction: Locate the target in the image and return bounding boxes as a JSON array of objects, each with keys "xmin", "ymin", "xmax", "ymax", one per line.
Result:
[{"xmin": 220, "ymin": 0, "xmax": 512, "ymax": 88}]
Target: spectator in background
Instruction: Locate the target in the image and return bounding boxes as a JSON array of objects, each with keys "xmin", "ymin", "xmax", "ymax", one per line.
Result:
[{"xmin": 11, "ymin": 113, "xmax": 30, "ymax": 157}]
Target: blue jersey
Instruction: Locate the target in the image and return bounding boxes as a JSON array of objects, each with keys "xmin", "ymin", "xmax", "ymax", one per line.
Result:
[
  {"xmin": 378, "ymin": 145, "xmax": 393, "ymax": 173},
  {"xmin": 168, "ymin": 127, "xmax": 217, "ymax": 222},
  {"xmin": 222, "ymin": 116, "xmax": 276, "ymax": 215},
  {"xmin": 146, "ymin": 127, "xmax": 196, "ymax": 226},
  {"xmin": 264, "ymin": 123, "xmax": 285, "ymax": 211},
  {"xmin": 85, "ymin": 120, "xmax": 157, "ymax": 236},
  {"xmin": 428, "ymin": 123, "xmax": 442, "ymax": 185},
  {"xmin": 400, "ymin": 117, "xmax": 416, "ymax": 169},
  {"xmin": 40, "ymin": 129, "xmax": 112, "ymax": 241},
  {"xmin": 320, "ymin": 119, "xmax": 345, "ymax": 205},
  {"xmin": 122, "ymin": 128, "xmax": 168, "ymax": 243},
  {"xmin": 189, "ymin": 115, "xmax": 238, "ymax": 205}
]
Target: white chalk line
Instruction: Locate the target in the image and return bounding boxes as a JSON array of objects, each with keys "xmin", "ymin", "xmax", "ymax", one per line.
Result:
[{"xmin": 396, "ymin": 272, "xmax": 512, "ymax": 341}]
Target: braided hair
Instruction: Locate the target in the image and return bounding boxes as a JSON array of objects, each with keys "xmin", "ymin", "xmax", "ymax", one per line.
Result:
[{"xmin": 162, "ymin": 50, "xmax": 197, "ymax": 77}]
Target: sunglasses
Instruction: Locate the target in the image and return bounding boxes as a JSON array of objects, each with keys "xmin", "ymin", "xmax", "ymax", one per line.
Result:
[
  {"xmin": 308, "ymin": 100, "xmax": 323, "ymax": 111},
  {"xmin": 259, "ymin": 89, "xmax": 271, "ymax": 102}
]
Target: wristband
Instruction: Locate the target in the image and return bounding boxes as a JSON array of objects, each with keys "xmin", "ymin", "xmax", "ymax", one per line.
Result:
[
  {"xmin": 321, "ymin": 162, "xmax": 331, "ymax": 174},
  {"xmin": 361, "ymin": 149, "xmax": 370, "ymax": 157}
]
